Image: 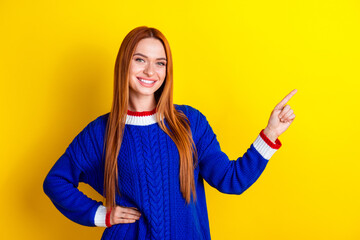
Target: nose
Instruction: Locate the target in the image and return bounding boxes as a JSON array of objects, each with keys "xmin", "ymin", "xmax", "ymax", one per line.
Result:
[{"xmin": 144, "ymin": 63, "xmax": 154, "ymax": 76}]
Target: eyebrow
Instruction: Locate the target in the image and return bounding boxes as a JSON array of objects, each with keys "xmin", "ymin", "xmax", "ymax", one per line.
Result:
[{"xmin": 133, "ymin": 53, "xmax": 167, "ymax": 61}]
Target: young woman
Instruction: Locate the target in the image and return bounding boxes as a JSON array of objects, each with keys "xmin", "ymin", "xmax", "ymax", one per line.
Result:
[{"xmin": 43, "ymin": 26, "xmax": 297, "ymax": 240}]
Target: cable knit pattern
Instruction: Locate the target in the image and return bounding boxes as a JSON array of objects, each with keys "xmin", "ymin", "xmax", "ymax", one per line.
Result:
[
  {"xmin": 159, "ymin": 128, "xmax": 171, "ymax": 240},
  {"xmin": 43, "ymin": 104, "xmax": 282, "ymax": 240},
  {"xmin": 149, "ymin": 126, "xmax": 164, "ymax": 239}
]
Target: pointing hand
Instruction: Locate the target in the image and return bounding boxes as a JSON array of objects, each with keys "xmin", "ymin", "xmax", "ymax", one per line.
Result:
[{"xmin": 263, "ymin": 89, "xmax": 297, "ymax": 141}]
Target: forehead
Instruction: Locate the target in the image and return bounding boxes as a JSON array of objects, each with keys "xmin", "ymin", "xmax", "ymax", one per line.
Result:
[{"xmin": 134, "ymin": 38, "xmax": 166, "ymax": 58}]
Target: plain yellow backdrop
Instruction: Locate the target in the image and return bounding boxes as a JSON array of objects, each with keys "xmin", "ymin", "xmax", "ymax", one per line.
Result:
[{"xmin": 1, "ymin": 0, "xmax": 360, "ymax": 239}]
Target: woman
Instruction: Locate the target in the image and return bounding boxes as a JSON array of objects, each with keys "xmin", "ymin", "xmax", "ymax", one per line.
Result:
[{"xmin": 43, "ymin": 26, "xmax": 297, "ymax": 239}]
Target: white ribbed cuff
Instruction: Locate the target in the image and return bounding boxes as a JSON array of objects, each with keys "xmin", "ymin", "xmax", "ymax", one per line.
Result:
[
  {"xmin": 253, "ymin": 134, "xmax": 278, "ymax": 160},
  {"xmin": 94, "ymin": 205, "xmax": 107, "ymax": 227}
]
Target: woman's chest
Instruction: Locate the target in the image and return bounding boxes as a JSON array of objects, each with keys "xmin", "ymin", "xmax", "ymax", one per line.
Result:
[
  {"xmin": 115, "ymin": 126, "xmax": 180, "ymax": 203},
  {"xmin": 118, "ymin": 125, "xmax": 180, "ymax": 172}
]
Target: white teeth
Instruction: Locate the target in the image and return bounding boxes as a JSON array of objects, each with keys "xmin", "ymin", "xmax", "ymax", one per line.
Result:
[{"xmin": 139, "ymin": 78, "xmax": 155, "ymax": 84}]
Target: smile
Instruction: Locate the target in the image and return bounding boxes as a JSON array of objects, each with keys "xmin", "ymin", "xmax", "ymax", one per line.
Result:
[{"xmin": 137, "ymin": 77, "xmax": 157, "ymax": 87}]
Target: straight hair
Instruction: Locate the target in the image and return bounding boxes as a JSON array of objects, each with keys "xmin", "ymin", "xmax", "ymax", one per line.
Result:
[{"xmin": 102, "ymin": 26, "xmax": 198, "ymax": 209}]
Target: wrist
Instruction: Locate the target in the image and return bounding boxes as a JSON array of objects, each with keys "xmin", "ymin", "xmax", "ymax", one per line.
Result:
[
  {"xmin": 105, "ymin": 207, "xmax": 112, "ymax": 227},
  {"xmin": 263, "ymin": 127, "xmax": 278, "ymax": 143}
]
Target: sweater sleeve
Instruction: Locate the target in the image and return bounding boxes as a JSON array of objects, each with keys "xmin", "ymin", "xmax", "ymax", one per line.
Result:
[
  {"xmin": 194, "ymin": 109, "xmax": 281, "ymax": 195},
  {"xmin": 43, "ymin": 119, "xmax": 105, "ymax": 227}
]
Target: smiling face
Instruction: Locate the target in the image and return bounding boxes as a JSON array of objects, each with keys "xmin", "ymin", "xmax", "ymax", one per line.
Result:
[{"xmin": 128, "ymin": 37, "xmax": 167, "ymax": 100}]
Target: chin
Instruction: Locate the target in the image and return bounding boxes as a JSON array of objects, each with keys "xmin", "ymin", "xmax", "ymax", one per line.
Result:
[{"xmin": 132, "ymin": 88, "xmax": 156, "ymax": 96}]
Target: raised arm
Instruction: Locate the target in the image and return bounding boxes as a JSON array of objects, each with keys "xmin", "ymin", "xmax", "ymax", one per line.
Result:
[
  {"xmin": 194, "ymin": 89, "xmax": 297, "ymax": 194},
  {"xmin": 194, "ymin": 109, "xmax": 282, "ymax": 194}
]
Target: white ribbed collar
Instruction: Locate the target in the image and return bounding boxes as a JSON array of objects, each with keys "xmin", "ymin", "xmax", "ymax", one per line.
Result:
[{"xmin": 126, "ymin": 108, "xmax": 163, "ymax": 126}]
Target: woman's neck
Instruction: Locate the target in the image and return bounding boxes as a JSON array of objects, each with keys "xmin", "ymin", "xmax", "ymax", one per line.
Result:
[{"xmin": 128, "ymin": 94, "xmax": 157, "ymax": 112}]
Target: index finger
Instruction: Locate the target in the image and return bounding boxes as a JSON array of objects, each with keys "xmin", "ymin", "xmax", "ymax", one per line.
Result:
[
  {"xmin": 124, "ymin": 207, "xmax": 141, "ymax": 215},
  {"xmin": 275, "ymin": 89, "xmax": 297, "ymax": 110}
]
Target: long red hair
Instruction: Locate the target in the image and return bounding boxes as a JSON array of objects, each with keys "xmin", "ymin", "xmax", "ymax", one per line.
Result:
[{"xmin": 102, "ymin": 26, "xmax": 198, "ymax": 209}]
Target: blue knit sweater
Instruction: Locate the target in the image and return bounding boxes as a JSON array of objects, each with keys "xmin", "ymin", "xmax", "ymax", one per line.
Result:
[{"xmin": 43, "ymin": 104, "xmax": 282, "ymax": 239}]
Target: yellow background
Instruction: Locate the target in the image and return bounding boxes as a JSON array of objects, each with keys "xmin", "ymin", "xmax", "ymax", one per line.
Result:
[{"xmin": 1, "ymin": 0, "xmax": 359, "ymax": 239}]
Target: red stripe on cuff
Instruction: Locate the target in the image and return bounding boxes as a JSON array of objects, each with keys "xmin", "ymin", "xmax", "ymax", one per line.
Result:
[
  {"xmin": 106, "ymin": 207, "xmax": 112, "ymax": 227},
  {"xmin": 260, "ymin": 129, "xmax": 282, "ymax": 149}
]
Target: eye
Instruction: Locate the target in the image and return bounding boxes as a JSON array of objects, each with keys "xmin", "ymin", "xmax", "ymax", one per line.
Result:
[
  {"xmin": 135, "ymin": 58, "xmax": 144, "ymax": 62},
  {"xmin": 157, "ymin": 62, "xmax": 166, "ymax": 66}
]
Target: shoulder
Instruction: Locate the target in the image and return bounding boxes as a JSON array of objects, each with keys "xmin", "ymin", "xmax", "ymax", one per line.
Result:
[
  {"xmin": 173, "ymin": 104, "xmax": 210, "ymax": 137},
  {"xmin": 65, "ymin": 113, "xmax": 110, "ymax": 168},
  {"xmin": 174, "ymin": 104, "xmax": 202, "ymax": 115},
  {"xmin": 174, "ymin": 104, "xmax": 203, "ymax": 121},
  {"xmin": 80, "ymin": 112, "xmax": 109, "ymax": 136},
  {"xmin": 67, "ymin": 112, "xmax": 109, "ymax": 151},
  {"xmin": 94, "ymin": 112, "xmax": 110, "ymax": 129}
]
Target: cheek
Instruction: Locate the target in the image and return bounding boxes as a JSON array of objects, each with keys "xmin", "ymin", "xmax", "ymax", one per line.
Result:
[
  {"xmin": 158, "ymin": 69, "xmax": 167, "ymax": 80},
  {"xmin": 129, "ymin": 63, "xmax": 143, "ymax": 74}
]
